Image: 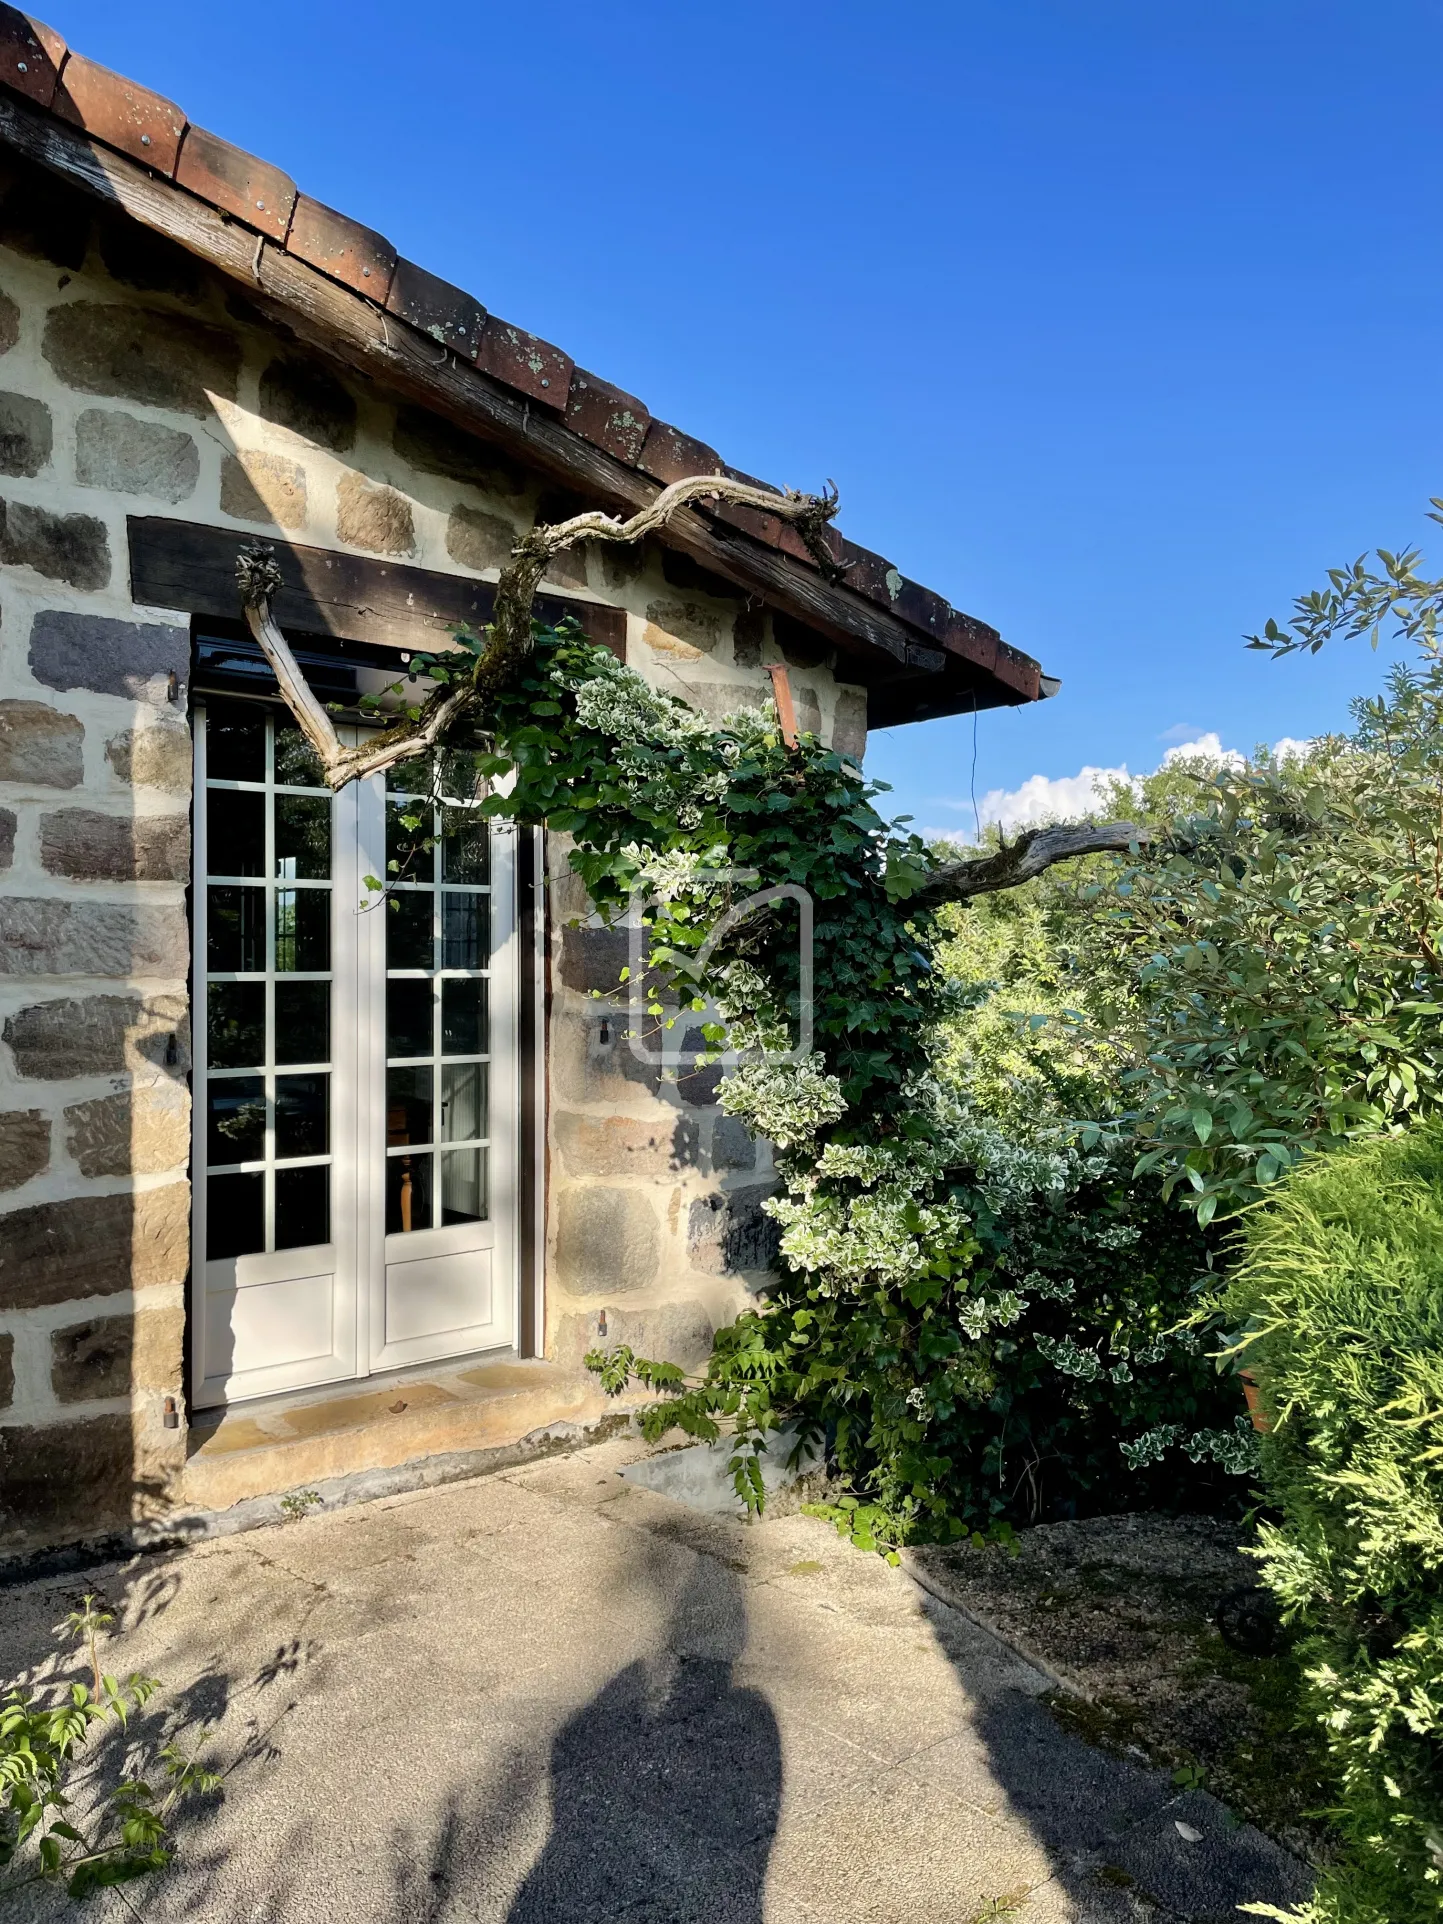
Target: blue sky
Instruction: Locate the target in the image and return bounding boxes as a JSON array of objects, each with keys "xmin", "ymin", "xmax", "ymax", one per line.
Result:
[{"xmin": 49, "ymin": 0, "xmax": 1443, "ymax": 834}]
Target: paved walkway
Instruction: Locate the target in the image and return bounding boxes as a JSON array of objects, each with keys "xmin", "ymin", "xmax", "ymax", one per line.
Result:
[{"xmin": 0, "ymin": 1437, "xmax": 1310, "ymax": 1923}]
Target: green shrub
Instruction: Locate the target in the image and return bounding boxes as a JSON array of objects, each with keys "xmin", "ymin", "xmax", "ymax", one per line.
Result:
[{"xmin": 1225, "ymin": 1123, "xmax": 1443, "ymax": 1922}]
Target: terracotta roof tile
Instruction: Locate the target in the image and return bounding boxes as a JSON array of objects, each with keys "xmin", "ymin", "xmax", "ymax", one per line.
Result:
[
  {"xmin": 0, "ymin": 9, "xmax": 1048, "ymax": 708},
  {"xmin": 0, "ymin": 6, "xmax": 63, "ymax": 108},
  {"xmin": 174, "ymin": 124, "xmax": 295, "ymax": 242},
  {"xmin": 711, "ymin": 465, "xmax": 786, "ymax": 545},
  {"xmin": 52, "ymin": 52, "xmax": 185, "ymax": 173},
  {"xmin": 387, "ymin": 258, "xmax": 485, "ymax": 358},
  {"xmin": 288, "ymin": 194, "xmax": 396, "ymax": 300},
  {"xmin": 638, "ymin": 420, "xmax": 723, "ymax": 487},
  {"xmin": 474, "ymin": 317, "xmax": 572, "ymax": 407},
  {"xmin": 566, "ymin": 369, "xmax": 650, "ymax": 463}
]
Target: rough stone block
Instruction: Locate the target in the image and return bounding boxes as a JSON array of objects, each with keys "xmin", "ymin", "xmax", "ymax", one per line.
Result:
[
  {"xmin": 0, "ymin": 1332, "xmax": 11, "ymax": 1412},
  {"xmin": 96, "ymin": 217, "xmax": 205, "ymax": 304},
  {"xmin": 65, "ymin": 1083, "xmax": 190, "ymax": 1179},
  {"xmin": 643, "ymin": 598, "xmax": 723, "ymax": 661},
  {"xmin": 732, "ymin": 606, "xmax": 765, "ymax": 670},
  {"xmin": 41, "ymin": 808, "xmax": 190, "ymax": 883},
  {"xmin": 0, "ymin": 899, "xmax": 188, "ymax": 978},
  {"xmin": 833, "ymin": 688, "xmax": 867, "ymax": 760},
  {"xmin": 0, "ymin": 1181, "xmax": 189, "ymax": 1312},
  {"xmin": 0, "ymin": 158, "xmax": 90, "ymax": 269},
  {"xmin": 795, "ymin": 686, "xmax": 822, "ymax": 737},
  {"xmin": 29, "ymin": 609, "xmax": 188, "ymax": 704},
  {"xmin": 42, "ymin": 301, "xmax": 241, "ymax": 415},
  {"xmin": 336, "ymin": 472, "xmax": 415, "ymax": 556},
  {"xmin": 688, "ymin": 1183, "xmax": 780, "ymax": 1276},
  {"xmin": 663, "ymin": 683, "xmax": 769, "ymax": 727},
  {"xmin": 0, "ymin": 1412, "xmax": 182, "ymax": 1553},
  {"xmin": 553, "ymin": 1185, "xmax": 660, "ymax": 1298},
  {"xmin": 0, "ymin": 699, "xmax": 83, "ymax": 787},
  {"xmin": 76, "ymin": 407, "xmax": 198, "ymax": 502},
  {"xmin": 174, "ymin": 125, "xmax": 295, "ymax": 242},
  {"xmin": 676, "ymin": 1027, "xmax": 722, "ymax": 1108},
  {"xmin": 3, "ymin": 992, "xmax": 188, "ymax": 1079},
  {"xmin": 445, "ymin": 503, "xmax": 517, "ymax": 573},
  {"xmin": 220, "ymin": 449, "xmax": 306, "ymax": 529},
  {"xmin": 105, "ymin": 720, "xmax": 190, "ymax": 791},
  {"xmin": 550, "ymin": 1011, "xmax": 662, "ymax": 1103},
  {"xmin": 0, "ymin": 285, "xmax": 17, "ymax": 356},
  {"xmin": 0, "ymin": 497, "xmax": 108, "ymax": 589},
  {"xmin": 49, "ymin": 1305, "xmax": 184, "ymax": 1404},
  {"xmin": 0, "ymin": 388, "xmax": 50, "ymax": 476},
  {"xmin": 258, "ymin": 355, "xmax": 356, "ymax": 453},
  {"xmin": 392, "ymin": 405, "xmax": 526, "ymax": 494},
  {"xmin": 558, "ymin": 925, "xmax": 630, "ymax": 995},
  {"xmin": 549, "ymin": 1299, "xmax": 715, "ymax": 1374},
  {"xmin": 711, "ymin": 1116, "xmax": 757, "ymax": 1172},
  {"xmin": 554, "ymin": 1111, "xmax": 696, "ymax": 1181},
  {"xmin": 0, "ymin": 1109, "xmax": 49, "ymax": 1191}
]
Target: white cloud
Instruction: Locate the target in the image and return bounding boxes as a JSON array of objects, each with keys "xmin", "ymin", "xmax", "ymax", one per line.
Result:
[
  {"xmin": 1160, "ymin": 732, "xmax": 1244, "ymax": 770},
  {"xmin": 929, "ymin": 731, "xmax": 1315, "ymax": 841},
  {"xmin": 1159, "ymin": 721, "xmax": 1205, "ymax": 744}
]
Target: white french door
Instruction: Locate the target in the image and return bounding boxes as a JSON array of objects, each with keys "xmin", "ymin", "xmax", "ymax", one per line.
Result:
[{"xmin": 191, "ymin": 697, "xmax": 517, "ymax": 1409}]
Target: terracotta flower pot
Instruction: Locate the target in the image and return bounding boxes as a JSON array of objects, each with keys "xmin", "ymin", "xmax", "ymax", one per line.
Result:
[{"xmin": 1240, "ymin": 1367, "xmax": 1271, "ymax": 1434}]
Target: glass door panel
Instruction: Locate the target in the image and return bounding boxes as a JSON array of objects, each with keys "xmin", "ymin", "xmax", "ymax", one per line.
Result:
[
  {"xmin": 371, "ymin": 760, "xmax": 512, "ymax": 1367},
  {"xmin": 191, "ymin": 699, "xmax": 356, "ymax": 1408}
]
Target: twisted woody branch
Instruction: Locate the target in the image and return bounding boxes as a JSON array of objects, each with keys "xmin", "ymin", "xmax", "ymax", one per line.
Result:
[{"xmin": 236, "ymin": 475, "xmax": 1146, "ymax": 898}]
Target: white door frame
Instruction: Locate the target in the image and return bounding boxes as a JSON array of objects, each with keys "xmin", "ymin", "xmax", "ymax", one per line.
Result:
[{"xmin": 190, "ymin": 694, "xmax": 518, "ymax": 1410}]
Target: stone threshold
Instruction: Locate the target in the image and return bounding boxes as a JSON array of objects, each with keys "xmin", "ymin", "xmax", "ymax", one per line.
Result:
[{"xmin": 180, "ymin": 1352, "xmax": 622, "ymax": 1512}]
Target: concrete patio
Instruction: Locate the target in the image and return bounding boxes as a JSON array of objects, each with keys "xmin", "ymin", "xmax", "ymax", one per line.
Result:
[{"xmin": 0, "ymin": 1435, "xmax": 1311, "ymax": 1923}]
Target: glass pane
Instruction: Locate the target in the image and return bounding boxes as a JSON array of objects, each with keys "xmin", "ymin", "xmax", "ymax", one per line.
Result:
[
  {"xmin": 386, "ymin": 799, "xmax": 433, "ymax": 883},
  {"xmin": 204, "ymin": 701, "xmax": 265, "ymax": 782},
  {"xmin": 275, "ymin": 794, "xmax": 331, "ymax": 880},
  {"xmin": 386, "ymin": 1151, "xmax": 432, "ymax": 1235},
  {"xmin": 207, "ymin": 788, "xmax": 264, "ymax": 877},
  {"xmin": 275, "ymin": 889, "xmax": 330, "ymax": 972},
  {"xmin": 387, "ymin": 755, "xmax": 432, "ymax": 795},
  {"xmin": 441, "ymin": 892, "xmax": 484, "ymax": 970},
  {"xmin": 273, "ymin": 715, "xmax": 327, "ymax": 789},
  {"xmin": 440, "ymin": 1147, "xmax": 486, "ymax": 1224},
  {"xmin": 387, "ymin": 892, "xmax": 434, "ymax": 971},
  {"xmin": 276, "ymin": 1073, "xmax": 329, "ymax": 1158},
  {"xmin": 208, "ymin": 982, "xmax": 265, "ymax": 1068},
  {"xmin": 207, "ymin": 1075, "xmax": 265, "ymax": 1166},
  {"xmin": 275, "ymin": 981, "xmax": 329, "ymax": 1064},
  {"xmin": 387, "ymin": 979, "xmax": 434, "ymax": 1060},
  {"xmin": 441, "ymin": 808, "xmax": 488, "ymax": 883},
  {"xmin": 387, "ymin": 1065, "xmax": 433, "ymax": 1147},
  {"xmin": 275, "ymin": 1164, "xmax": 329, "ymax": 1250},
  {"xmin": 208, "ymin": 886, "xmax": 264, "ymax": 972},
  {"xmin": 207, "ymin": 1171, "xmax": 264, "ymax": 1260},
  {"xmin": 438, "ymin": 748, "xmax": 485, "ymax": 804},
  {"xmin": 442, "ymin": 977, "xmax": 487, "ymax": 1057},
  {"xmin": 441, "ymin": 1062, "xmax": 486, "ymax": 1142}
]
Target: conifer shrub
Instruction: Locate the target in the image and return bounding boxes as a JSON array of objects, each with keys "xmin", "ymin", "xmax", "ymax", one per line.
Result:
[{"xmin": 1225, "ymin": 1123, "xmax": 1443, "ymax": 1923}]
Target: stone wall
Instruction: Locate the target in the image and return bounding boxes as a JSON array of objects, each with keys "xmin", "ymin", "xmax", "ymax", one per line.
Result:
[{"xmin": 0, "ymin": 157, "xmax": 865, "ymax": 1552}]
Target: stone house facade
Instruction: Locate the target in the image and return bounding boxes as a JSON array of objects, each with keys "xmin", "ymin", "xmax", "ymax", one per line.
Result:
[{"xmin": 0, "ymin": 10, "xmax": 1052, "ymax": 1559}]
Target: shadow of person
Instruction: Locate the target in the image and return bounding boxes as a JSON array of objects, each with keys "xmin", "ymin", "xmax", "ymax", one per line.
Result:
[{"xmin": 507, "ymin": 1553, "xmax": 780, "ymax": 1924}]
